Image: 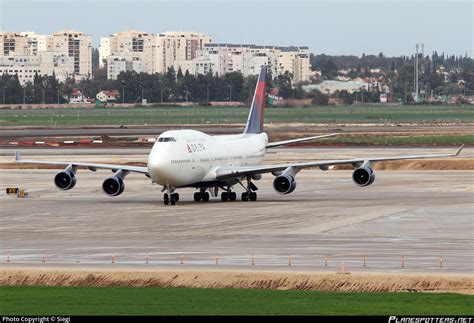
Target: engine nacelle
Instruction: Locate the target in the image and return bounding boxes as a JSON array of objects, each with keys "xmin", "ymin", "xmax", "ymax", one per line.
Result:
[
  {"xmin": 352, "ymin": 166, "xmax": 376, "ymax": 187},
  {"xmin": 251, "ymin": 174, "xmax": 262, "ymax": 181},
  {"xmin": 273, "ymin": 174, "xmax": 297, "ymax": 194},
  {"xmin": 54, "ymin": 170, "xmax": 76, "ymax": 190},
  {"xmin": 102, "ymin": 176, "xmax": 125, "ymax": 197}
]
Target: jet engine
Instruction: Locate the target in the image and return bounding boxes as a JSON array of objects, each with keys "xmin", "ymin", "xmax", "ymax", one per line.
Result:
[
  {"xmin": 102, "ymin": 176, "xmax": 125, "ymax": 196},
  {"xmin": 352, "ymin": 166, "xmax": 375, "ymax": 187},
  {"xmin": 102, "ymin": 169, "xmax": 128, "ymax": 197},
  {"xmin": 273, "ymin": 174, "xmax": 297, "ymax": 194},
  {"xmin": 54, "ymin": 169, "xmax": 76, "ymax": 190}
]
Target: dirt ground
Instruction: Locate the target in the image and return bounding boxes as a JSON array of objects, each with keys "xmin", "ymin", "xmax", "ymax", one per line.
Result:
[{"xmin": 1, "ymin": 268, "xmax": 472, "ymax": 294}]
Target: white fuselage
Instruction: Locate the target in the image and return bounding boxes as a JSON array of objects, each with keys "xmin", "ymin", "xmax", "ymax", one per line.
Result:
[{"xmin": 147, "ymin": 130, "xmax": 268, "ymax": 187}]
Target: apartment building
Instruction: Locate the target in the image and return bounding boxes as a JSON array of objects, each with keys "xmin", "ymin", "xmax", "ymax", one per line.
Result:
[
  {"xmin": 0, "ymin": 30, "xmax": 92, "ymax": 83},
  {"xmin": 1, "ymin": 32, "xmax": 31, "ymax": 57},
  {"xmin": 101, "ymin": 30, "xmax": 212, "ymax": 79},
  {"xmin": 185, "ymin": 43, "xmax": 310, "ymax": 82},
  {"xmin": 159, "ymin": 31, "xmax": 212, "ymax": 72},
  {"xmin": 103, "ymin": 30, "xmax": 162, "ymax": 79},
  {"xmin": 98, "ymin": 37, "xmax": 110, "ymax": 68},
  {"xmin": 45, "ymin": 30, "xmax": 92, "ymax": 78}
]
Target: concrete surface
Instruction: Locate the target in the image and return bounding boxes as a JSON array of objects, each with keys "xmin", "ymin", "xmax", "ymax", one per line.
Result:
[
  {"xmin": 0, "ymin": 148, "xmax": 472, "ymax": 273},
  {"xmin": 1, "ymin": 124, "xmax": 472, "ymax": 140}
]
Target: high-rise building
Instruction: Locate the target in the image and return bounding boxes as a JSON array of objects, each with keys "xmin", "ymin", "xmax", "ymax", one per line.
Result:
[
  {"xmin": 101, "ymin": 30, "xmax": 212, "ymax": 79},
  {"xmin": 0, "ymin": 32, "xmax": 30, "ymax": 57},
  {"xmin": 180, "ymin": 43, "xmax": 310, "ymax": 82},
  {"xmin": 102, "ymin": 30, "xmax": 162, "ymax": 79},
  {"xmin": 0, "ymin": 30, "xmax": 92, "ymax": 83},
  {"xmin": 158, "ymin": 31, "xmax": 212, "ymax": 72},
  {"xmin": 99, "ymin": 37, "xmax": 110, "ymax": 68},
  {"xmin": 46, "ymin": 30, "xmax": 92, "ymax": 79}
]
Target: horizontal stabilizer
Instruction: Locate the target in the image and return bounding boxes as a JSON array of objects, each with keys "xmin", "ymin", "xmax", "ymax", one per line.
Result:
[{"xmin": 266, "ymin": 133, "xmax": 338, "ymax": 148}]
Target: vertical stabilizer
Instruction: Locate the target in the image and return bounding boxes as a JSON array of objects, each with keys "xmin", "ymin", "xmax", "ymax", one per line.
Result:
[{"xmin": 244, "ymin": 65, "xmax": 267, "ymax": 134}]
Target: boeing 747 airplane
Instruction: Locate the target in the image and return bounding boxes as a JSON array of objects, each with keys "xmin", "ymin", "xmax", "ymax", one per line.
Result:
[{"xmin": 15, "ymin": 66, "xmax": 463, "ymax": 205}]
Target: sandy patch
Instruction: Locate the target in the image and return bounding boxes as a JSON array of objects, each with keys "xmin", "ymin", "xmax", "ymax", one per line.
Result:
[{"xmin": 1, "ymin": 268, "xmax": 472, "ymax": 294}]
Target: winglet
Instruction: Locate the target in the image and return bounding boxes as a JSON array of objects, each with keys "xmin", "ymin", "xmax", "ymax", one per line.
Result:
[
  {"xmin": 455, "ymin": 144, "xmax": 464, "ymax": 156},
  {"xmin": 15, "ymin": 150, "xmax": 20, "ymax": 162}
]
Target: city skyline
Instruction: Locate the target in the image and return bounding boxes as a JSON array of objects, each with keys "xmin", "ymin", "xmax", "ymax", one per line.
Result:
[{"xmin": 1, "ymin": 0, "xmax": 472, "ymax": 57}]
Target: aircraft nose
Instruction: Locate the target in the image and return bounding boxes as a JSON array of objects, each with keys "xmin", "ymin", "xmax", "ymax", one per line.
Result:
[
  {"xmin": 147, "ymin": 145, "xmax": 172, "ymax": 183},
  {"xmin": 148, "ymin": 148, "xmax": 166, "ymax": 171}
]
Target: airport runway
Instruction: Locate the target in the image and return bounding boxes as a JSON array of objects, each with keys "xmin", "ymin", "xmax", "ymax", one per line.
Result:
[
  {"xmin": 1, "ymin": 124, "xmax": 472, "ymax": 140},
  {"xmin": 0, "ymin": 148, "xmax": 472, "ymax": 273},
  {"xmin": 0, "ymin": 125, "xmax": 240, "ymax": 139}
]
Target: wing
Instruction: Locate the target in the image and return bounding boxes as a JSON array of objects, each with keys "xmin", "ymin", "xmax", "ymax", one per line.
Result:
[
  {"xmin": 14, "ymin": 151, "xmax": 149, "ymax": 174},
  {"xmin": 216, "ymin": 145, "xmax": 464, "ymax": 180},
  {"xmin": 266, "ymin": 133, "xmax": 338, "ymax": 148}
]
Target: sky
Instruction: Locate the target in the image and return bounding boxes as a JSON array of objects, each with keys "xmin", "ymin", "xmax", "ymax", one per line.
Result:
[{"xmin": 1, "ymin": 0, "xmax": 472, "ymax": 57}]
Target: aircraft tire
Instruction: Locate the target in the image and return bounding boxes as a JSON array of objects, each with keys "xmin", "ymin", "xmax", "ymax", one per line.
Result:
[
  {"xmin": 194, "ymin": 192, "xmax": 201, "ymax": 202},
  {"xmin": 221, "ymin": 192, "xmax": 229, "ymax": 201}
]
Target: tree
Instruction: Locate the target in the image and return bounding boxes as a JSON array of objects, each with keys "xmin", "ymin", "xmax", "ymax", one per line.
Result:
[
  {"xmin": 177, "ymin": 67, "xmax": 184, "ymax": 80},
  {"xmin": 0, "ymin": 73, "xmax": 22, "ymax": 104},
  {"xmin": 321, "ymin": 59, "xmax": 338, "ymax": 78},
  {"xmin": 310, "ymin": 89, "xmax": 329, "ymax": 105},
  {"xmin": 274, "ymin": 72, "xmax": 293, "ymax": 99},
  {"xmin": 223, "ymin": 72, "xmax": 245, "ymax": 101}
]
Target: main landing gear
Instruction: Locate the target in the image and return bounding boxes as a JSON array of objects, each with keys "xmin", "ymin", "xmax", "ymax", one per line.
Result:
[
  {"xmin": 194, "ymin": 189, "xmax": 210, "ymax": 202},
  {"xmin": 241, "ymin": 177, "xmax": 258, "ymax": 202},
  {"xmin": 241, "ymin": 191, "xmax": 257, "ymax": 201},
  {"xmin": 221, "ymin": 188, "xmax": 237, "ymax": 202}
]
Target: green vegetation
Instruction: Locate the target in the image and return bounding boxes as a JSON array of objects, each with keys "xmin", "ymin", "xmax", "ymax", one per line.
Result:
[
  {"xmin": 311, "ymin": 52, "xmax": 473, "ymax": 104},
  {"xmin": 1, "ymin": 52, "xmax": 472, "ymax": 106},
  {"xmin": 1, "ymin": 286, "xmax": 473, "ymax": 315},
  {"xmin": 326, "ymin": 134, "xmax": 474, "ymax": 146},
  {"xmin": 0, "ymin": 105, "xmax": 472, "ymax": 127}
]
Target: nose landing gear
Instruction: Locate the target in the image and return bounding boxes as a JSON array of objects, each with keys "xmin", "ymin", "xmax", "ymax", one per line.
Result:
[{"xmin": 163, "ymin": 187, "xmax": 179, "ymax": 206}]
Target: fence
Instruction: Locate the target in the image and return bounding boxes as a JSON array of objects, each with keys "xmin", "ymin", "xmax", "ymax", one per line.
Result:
[{"xmin": 2, "ymin": 250, "xmax": 454, "ymax": 273}]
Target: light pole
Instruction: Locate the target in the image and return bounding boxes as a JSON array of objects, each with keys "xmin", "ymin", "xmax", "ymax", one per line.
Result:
[
  {"xmin": 42, "ymin": 86, "xmax": 45, "ymax": 104},
  {"xmin": 121, "ymin": 81, "xmax": 126, "ymax": 104},
  {"xmin": 161, "ymin": 87, "xmax": 164, "ymax": 103},
  {"xmin": 360, "ymin": 87, "xmax": 364, "ymax": 104},
  {"xmin": 2, "ymin": 86, "xmax": 5, "ymax": 105},
  {"xmin": 404, "ymin": 82, "xmax": 408, "ymax": 104},
  {"xmin": 227, "ymin": 85, "xmax": 231, "ymax": 101},
  {"xmin": 140, "ymin": 83, "xmax": 144, "ymax": 104},
  {"xmin": 56, "ymin": 86, "xmax": 60, "ymax": 104},
  {"xmin": 184, "ymin": 85, "xmax": 188, "ymax": 102},
  {"xmin": 23, "ymin": 86, "xmax": 26, "ymax": 104},
  {"xmin": 206, "ymin": 85, "xmax": 210, "ymax": 102}
]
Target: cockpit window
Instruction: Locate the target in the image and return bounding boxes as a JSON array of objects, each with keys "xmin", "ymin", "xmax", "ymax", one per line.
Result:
[{"xmin": 158, "ymin": 137, "xmax": 176, "ymax": 142}]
